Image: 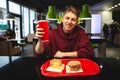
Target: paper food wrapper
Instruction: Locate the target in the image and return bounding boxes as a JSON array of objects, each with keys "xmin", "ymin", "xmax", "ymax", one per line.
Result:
[
  {"xmin": 46, "ymin": 64, "xmax": 83, "ymax": 73},
  {"xmin": 66, "ymin": 65, "xmax": 83, "ymax": 73},
  {"xmin": 46, "ymin": 64, "xmax": 64, "ymax": 72}
]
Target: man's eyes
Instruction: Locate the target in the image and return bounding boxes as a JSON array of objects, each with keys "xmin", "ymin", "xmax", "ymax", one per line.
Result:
[
  {"xmin": 66, "ymin": 17, "xmax": 70, "ymax": 20},
  {"xmin": 66, "ymin": 17, "xmax": 76, "ymax": 21}
]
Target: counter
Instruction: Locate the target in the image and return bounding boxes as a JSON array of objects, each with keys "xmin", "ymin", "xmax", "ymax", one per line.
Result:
[
  {"xmin": 0, "ymin": 56, "xmax": 120, "ymax": 80},
  {"xmin": 90, "ymin": 36, "xmax": 106, "ymax": 57}
]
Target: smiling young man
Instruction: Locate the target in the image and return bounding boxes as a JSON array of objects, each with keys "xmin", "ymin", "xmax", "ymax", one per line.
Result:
[{"xmin": 35, "ymin": 6, "xmax": 94, "ymax": 58}]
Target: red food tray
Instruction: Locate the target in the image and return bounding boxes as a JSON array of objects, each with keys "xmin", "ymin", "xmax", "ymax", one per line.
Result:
[{"xmin": 40, "ymin": 58, "xmax": 100, "ymax": 77}]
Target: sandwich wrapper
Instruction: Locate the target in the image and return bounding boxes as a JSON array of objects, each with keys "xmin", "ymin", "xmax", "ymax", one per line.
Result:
[
  {"xmin": 66, "ymin": 65, "xmax": 83, "ymax": 73},
  {"xmin": 46, "ymin": 64, "xmax": 64, "ymax": 72},
  {"xmin": 46, "ymin": 64, "xmax": 83, "ymax": 73}
]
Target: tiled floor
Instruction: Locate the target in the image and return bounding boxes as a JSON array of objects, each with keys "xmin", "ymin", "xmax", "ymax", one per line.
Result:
[{"xmin": 22, "ymin": 42, "xmax": 120, "ymax": 58}]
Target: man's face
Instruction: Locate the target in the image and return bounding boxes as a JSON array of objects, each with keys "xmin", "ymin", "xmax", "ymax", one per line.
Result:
[{"xmin": 62, "ymin": 12, "xmax": 78, "ymax": 33}]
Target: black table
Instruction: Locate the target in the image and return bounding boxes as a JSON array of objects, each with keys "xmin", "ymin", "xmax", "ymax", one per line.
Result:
[{"xmin": 0, "ymin": 56, "xmax": 120, "ymax": 80}]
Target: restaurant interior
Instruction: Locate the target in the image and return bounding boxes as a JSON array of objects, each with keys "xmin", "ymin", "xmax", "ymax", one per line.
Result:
[{"xmin": 0, "ymin": 0, "xmax": 120, "ymax": 80}]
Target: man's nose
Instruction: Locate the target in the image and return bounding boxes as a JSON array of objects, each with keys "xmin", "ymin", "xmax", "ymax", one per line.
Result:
[{"xmin": 68, "ymin": 19, "xmax": 72, "ymax": 23}]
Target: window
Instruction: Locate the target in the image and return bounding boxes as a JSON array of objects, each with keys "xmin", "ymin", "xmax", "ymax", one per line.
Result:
[
  {"xmin": 1, "ymin": 0, "xmax": 36, "ymax": 38},
  {"xmin": 22, "ymin": 7, "xmax": 29, "ymax": 36},
  {"xmin": 22, "ymin": 7, "xmax": 36, "ymax": 36},
  {"xmin": 0, "ymin": 0, "xmax": 7, "ymax": 34},
  {"xmin": 30, "ymin": 9, "xmax": 35, "ymax": 34},
  {"xmin": 0, "ymin": 0, "xmax": 6, "ymax": 19},
  {"xmin": 0, "ymin": 0, "xmax": 6, "ymax": 9},
  {"xmin": 91, "ymin": 14, "xmax": 102, "ymax": 34},
  {"xmin": 9, "ymin": 1, "xmax": 20, "ymax": 14}
]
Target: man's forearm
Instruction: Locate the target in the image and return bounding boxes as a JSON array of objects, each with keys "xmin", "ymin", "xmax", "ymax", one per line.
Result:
[
  {"xmin": 62, "ymin": 51, "xmax": 78, "ymax": 58},
  {"xmin": 35, "ymin": 40, "xmax": 44, "ymax": 54}
]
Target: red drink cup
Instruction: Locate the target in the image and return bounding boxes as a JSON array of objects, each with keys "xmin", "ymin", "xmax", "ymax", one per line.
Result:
[{"xmin": 37, "ymin": 20, "xmax": 49, "ymax": 41}]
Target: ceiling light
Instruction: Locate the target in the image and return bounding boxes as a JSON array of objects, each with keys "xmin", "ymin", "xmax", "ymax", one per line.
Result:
[
  {"xmin": 46, "ymin": 5, "xmax": 58, "ymax": 20},
  {"xmin": 78, "ymin": 17, "xmax": 83, "ymax": 24},
  {"xmin": 80, "ymin": 4, "xmax": 92, "ymax": 20},
  {"xmin": 106, "ymin": 3, "xmax": 120, "ymax": 11},
  {"xmin": 118, "ymin": 3, "xmax": 120, "ymax": 5},
  {"xmin": 114, "ymin": 5, "xmax": 118, "ymax": 7},
  {"xmin": 4, "ymin": 13, "xmax": 15, "ymax": 20}
]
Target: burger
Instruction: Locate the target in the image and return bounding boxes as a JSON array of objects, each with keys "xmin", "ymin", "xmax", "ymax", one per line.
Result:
[{"xmin": 67, "ymin": 60, "xmax": 81, "ymax": 71}]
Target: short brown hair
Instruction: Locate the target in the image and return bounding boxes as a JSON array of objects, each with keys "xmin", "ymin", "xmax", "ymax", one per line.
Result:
[{"xmin": 63, "ymin": 6, "xmax": 79, "ymax": 18}]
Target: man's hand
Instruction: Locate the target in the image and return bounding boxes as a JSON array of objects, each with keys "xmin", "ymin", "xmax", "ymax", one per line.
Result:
[
  {"xmin": 54, "ymin": 51, "xmax": 78, "ymax": 58},
  {"xmin": 54, "ymin": 51, "xmax": 64, "ymax": 58}
]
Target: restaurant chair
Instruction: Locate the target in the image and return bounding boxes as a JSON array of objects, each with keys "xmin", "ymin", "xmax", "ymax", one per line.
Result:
[
  {"xmin": 0, "ymin": 40, "xmax": 20, "ymax": 56},
  {"xmin": 27, "ymin": 34, "xmax": 35, "ymax": 43}
]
